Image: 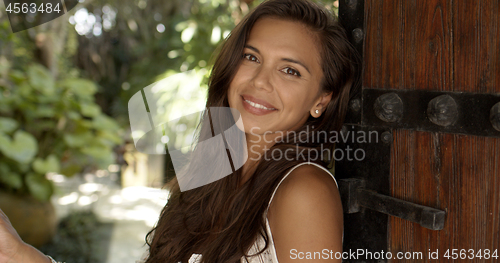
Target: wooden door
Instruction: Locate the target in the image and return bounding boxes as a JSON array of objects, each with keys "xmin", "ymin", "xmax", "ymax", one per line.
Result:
[{"xmin": 336, "ymin": 0, "xmax": 500, "ymax": 262}]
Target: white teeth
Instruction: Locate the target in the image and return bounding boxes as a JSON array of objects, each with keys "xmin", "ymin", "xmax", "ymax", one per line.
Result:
[{"xmin": 245, "ymin": 99, "xmax": 275, "ymax": 110}]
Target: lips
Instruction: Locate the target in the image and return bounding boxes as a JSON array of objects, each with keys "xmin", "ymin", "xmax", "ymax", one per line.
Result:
[
  {"xmin": 241, "ymin": 95, "xmax": 277, "ymax": 116},
  {"xmin": 241, "ymin": 95, "xmax": 277, "ymax": 110}
]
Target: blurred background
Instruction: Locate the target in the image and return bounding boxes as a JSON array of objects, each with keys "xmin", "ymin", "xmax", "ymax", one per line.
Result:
[{"xmin": 0, "ymin": 0, "xmax": 338, "ymax": 262}]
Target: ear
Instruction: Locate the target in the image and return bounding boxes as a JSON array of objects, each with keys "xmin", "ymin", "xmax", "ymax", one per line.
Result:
[{"xmin": 310, "ymin": 91, "xmax": 333, "ymax": 118}]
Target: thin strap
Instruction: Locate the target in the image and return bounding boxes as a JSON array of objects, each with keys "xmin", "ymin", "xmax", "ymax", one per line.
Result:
[
  {"xmin": 261, "ymin": 162, "xmax": 339, "ymax": 263},
  {"xmin": 266, "ymin": 162, "xmax": 338, "ymax": 209}
]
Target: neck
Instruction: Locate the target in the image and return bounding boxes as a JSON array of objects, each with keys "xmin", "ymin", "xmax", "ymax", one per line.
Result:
[{"xmin": 240, "ymin": 131, "xmax": 283, "ymax": 185}]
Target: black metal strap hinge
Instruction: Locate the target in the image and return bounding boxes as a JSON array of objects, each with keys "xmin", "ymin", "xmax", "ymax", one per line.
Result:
[
  {"xmin": 339, "ymin": 178, "xmax": 446, "ymax": 231},
  {"xmin": 346, "ymin": 88, "xmax": 500, "ymax": 138}
]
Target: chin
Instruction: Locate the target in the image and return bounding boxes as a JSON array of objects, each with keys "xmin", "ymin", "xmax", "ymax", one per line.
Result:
[{"xmin": 240, "ymin": 117, "xmax": 262, "ymax": 135}]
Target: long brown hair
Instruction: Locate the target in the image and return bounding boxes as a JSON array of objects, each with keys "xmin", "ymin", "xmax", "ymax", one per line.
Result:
[{"xmin": 145, "ymin": 0, "xmax": 358, "ymax": 262}]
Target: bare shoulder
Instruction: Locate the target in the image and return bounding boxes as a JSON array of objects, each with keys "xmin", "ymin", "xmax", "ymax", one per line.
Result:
[
  {"xmin": 267, "ymin": 163, "xmax": 343, "ymax": 262},
  {"xmin": 270, "ymin": 164, "xmax": 340, "ymax": 212}
]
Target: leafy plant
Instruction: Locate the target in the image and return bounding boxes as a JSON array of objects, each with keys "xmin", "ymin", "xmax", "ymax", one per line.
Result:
[
  {"xmin": 40, "ymin": 211, "xmax": 112, "ymax": 263},
  {"xmin": 0, "ymin": 58, "xmax": 123, "ymax": 202}
]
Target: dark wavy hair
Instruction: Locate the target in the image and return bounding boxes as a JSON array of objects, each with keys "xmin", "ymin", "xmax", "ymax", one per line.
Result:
[{"xmin": 145, "ymin": 0, "xmax": 358, "ymax": 262}]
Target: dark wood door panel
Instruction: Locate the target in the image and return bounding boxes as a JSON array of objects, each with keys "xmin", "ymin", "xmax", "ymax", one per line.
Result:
[
  {"xmin": 389, "ymin": 130, "xmax": 500, "ymax": 262},
  {"xmin": 362, "ymin": 0, "xmax": 500, "ymax": 262},
  {"xmin": 453, "ymin": 0, "xmax": 500, "ymax": 93},
  {"xmin": 364, "ymin": 0, "xmax": 453, "ymax": 91},
  {"xmin": 364, "ymin": 0, "xmax": 499, "ymax": 93}
]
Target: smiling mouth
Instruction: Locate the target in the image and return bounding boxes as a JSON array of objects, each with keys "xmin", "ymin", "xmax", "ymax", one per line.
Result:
[{"xmin": 244, "ymin": 99, "xmax": 276, "ymax": 111}]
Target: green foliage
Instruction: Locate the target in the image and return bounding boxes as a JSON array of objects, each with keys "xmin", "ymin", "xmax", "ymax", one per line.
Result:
[
  {"xmin": 0, "ymin": 17, "xmax": 36, "ymax": 71},
  {"xmin": 0, "ymin": 61, "xmax": 123, "ymax": 202},
  {"xmin": 67, "ymin": 0, "xmax": 338, "ymax": 124},
  {"xmin": 40, "ymin": 211, "xmax": 111, "ymax": 263},
  {"xmin": 0, "ymin": 130, "xmax": 38, "ymax": 164},
  {"xmin": 0, "ymin": 0, "xmax": 340, "ymax": 201}
]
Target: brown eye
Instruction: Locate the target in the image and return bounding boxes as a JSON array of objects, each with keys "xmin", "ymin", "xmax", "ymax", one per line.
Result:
[
  {"xmin": 281, "ymin": 67, "xmax": 301, "ymax": 77},
  {"xmin": 244, "ymin": 54, "xmax": 259, "ymax": 63}
]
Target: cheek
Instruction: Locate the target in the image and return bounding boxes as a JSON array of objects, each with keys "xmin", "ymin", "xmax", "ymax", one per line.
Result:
[
  {"xmin": 228, "ymin": 76, "xmax": 241, "ymax": 98},
  {"xmin": 227, "ymin": 89, "xmax": 236, "ymax": 109},
  {"xmin": 228, "ymin": 73, "xmax": 243, "ymax": 97},
  {"xmin": 228, "ymin": 68, "xmax": 253, "ymax": 102},
  {"xmin": 232, "ymin": 64, "xmax": 248, "ymax": 81},
  {"xmin": 228, "ymin": 89, "xmax": 243, "ymax": 112},
  {"xmin": 279, "ymin": 88, "xmax": 313, "ymax": 112}
]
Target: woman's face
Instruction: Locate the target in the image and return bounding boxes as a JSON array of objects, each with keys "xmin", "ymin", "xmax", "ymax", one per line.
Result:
[{"xmin": 228, "ymin": 17, "xmax": 331, "ymax": 137}]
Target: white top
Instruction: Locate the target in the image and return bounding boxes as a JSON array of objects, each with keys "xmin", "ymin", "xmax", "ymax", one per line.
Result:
[{"xmin": 188, "ymin": 161, "xmax": 339, "ymax": 263}]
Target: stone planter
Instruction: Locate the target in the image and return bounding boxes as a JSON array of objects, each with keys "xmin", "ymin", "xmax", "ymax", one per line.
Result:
[{"xmin": 0, "ymin": 191, "xmax": 57, "ymax": 248}]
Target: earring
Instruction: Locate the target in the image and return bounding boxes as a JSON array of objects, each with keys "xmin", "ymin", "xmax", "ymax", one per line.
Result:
[{"xmin": 315, "ymin": 109, "xmax": 319, "ymax": 114}]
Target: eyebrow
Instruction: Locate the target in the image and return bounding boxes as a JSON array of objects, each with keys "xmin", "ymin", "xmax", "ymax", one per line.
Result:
[{"xmin": 244, "ymin": 45, "xmax": 311, "ymax": 74}]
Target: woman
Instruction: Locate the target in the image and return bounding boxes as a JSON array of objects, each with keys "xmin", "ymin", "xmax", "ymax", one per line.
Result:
[{"xmin": 0, "ymin": 0, "xmax": 357, "ymax": 262}]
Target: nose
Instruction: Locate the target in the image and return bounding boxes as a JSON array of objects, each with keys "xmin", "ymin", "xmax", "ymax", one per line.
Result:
[{"xmin": 251, "ymin": 66, "xmax": 274, "ymax": 92}]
